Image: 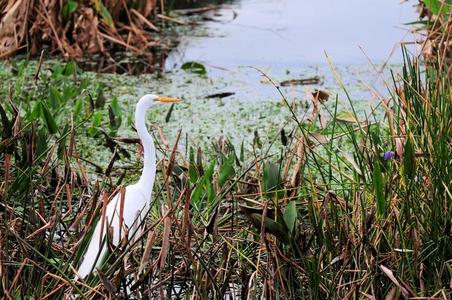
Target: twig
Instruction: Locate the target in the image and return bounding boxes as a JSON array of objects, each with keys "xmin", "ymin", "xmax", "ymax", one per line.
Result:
[{"xmin": 156, "ymin": 14, "xmax": 186, "ymax": 25}]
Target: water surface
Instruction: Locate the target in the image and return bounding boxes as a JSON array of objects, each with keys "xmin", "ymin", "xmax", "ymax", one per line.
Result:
[
  {"xmin": 128, "ymin": 0, "xmax": 417, "ymax": 149},
  {"xmin": 168, "ymin": 0, "xmax": 415, "ymax": 67}
]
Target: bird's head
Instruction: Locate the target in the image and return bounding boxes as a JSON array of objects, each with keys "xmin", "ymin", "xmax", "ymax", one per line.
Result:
[{"xmin": 137, "ymin": 94, "xmax": 182, "ymax": 110}]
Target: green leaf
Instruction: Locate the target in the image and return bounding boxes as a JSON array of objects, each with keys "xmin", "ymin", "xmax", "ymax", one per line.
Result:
[
  {"xmin": 39, "ymin": 101, "xmax": 58, "ymax": 134},
  {"xmin": 99, "ymin": 3, "xmax": 114, "ymax": 27},
  {"xmin": 203, "ymin": 162, "xmax": 216, "ymax": 202},
  {"xmin": 423, "ymin": 0, "xmax": 451, "ymax": 15},
  {"xmin": 403, "ymin": 136, "xmax": 416, "ymax": 182},
  {"xmin": 73, "ymin": 99, "xmax": 83, "ymax": 121},
  {"xmin": 249, "ymin": 213, "xmax": 288, "ymax": 243},
  {"xmin": 62, "ymin": 0, "xmax": 78, "ymax": 18},
  {"xmin": 373, "ymin": 163, "xmax": 386, "ymax": 217},
  {"xmin": 165, "ymin": 103, "xmax": 175, "ymax": 123},
  {"xmin": 110, "ymin": 97, "xmax": 122, "ymax": 117},
  {"xmin": 95, "ymin": 86, "xmax": 106, "ymax": 108},
  {"xmin": 403, "ymin": 20, "xmax": 434, "ymax": 26},
  {"xmin": 262, "ymin": 162, "xmax": 280, "ymax": 199},
  {"xmin": 63, "ymin": 60, "xmax": 77, "ymax": 76},
  {"xmin": 36, "ymin": 128, "xmax": 48, "ymax": 158},
  {"xmin": 370, "ymin": 124, "xmax": 381, "ymax": 147},
  {"xmin": 31, "ymin": 101, "xmax": 41, "ymax": 119},
  {"xmin": 92, "ymin": 111, "xmax": 102, "ymax": 126},
  {"xmin": 49, "ymin": 86, "xmax": 63, "ymax": 109},
  {"xmin": 207, "ymin": 181, "xmax": 215, "ymax": 203},
  {"xmin": 204, "ymin": 161, "xmax": 215, "ymax": 181},
  {"xmin": 191, "ymin": 185, "xmax": 203, "ymax": 205},
  {"xmin": 188, "ymin": 147, "xmax": 198, "ymax": 183},
  {"xmin": 181, "ymin": 61, "xmax": 207, "ymax": 76},
  {"xmin": 218, "ymin": 154, "xmax": 235, "ymax": 187},
  {"xmin": 284, "ymin": 201, "xmax": 297, "ymax": 234},
  {"xmin": 108, "ymin": 106, "xmax": 117, "ymax": 130},
  {"xmin": 68, "ymin": 0, "xmax": 78, "ymax": 13},
  {"xmin": 239, "ymin": 141, "xmax": 244, "ymax": 162},
  {"xmin": 109, "ymin": 97, "xmax": 122, "ymax": 131},
  {"xmin": 88, "ymin": 111, "xmax": 103, "ymax": 136}
]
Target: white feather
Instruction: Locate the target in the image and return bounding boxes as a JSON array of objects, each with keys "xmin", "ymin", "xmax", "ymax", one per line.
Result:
[{"xmin": 76, "ymin": 94, "xmax": 180, "ymax": 279}]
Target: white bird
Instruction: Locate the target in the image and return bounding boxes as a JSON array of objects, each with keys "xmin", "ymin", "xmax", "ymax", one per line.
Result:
[{"xmin": 76, "ymin": 94, "xmax": 182, "ymax": 279}]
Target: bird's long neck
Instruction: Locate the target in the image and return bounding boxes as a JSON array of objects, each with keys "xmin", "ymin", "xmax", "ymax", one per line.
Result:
[{"xmin": 135, "ymin": 101, "xmax": 156, "ymax": 196}]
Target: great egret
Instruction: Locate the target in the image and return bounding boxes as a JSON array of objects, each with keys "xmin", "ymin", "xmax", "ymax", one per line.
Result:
[{"xmin": 76, "ymin": 94, "xmax": 182, "ymax": 279}]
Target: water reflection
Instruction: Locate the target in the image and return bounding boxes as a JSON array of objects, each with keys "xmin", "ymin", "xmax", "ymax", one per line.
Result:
[
  {"xmin": 168, "ymin": 0, "xmax": 415, "ymax": 69},
  {"xmin": 78, "ymin": 52, "xmax": 167, "ymax": 75},
  {"xmin": 172, "ymin": 0, "xmax": 235, "ymax": 9}
]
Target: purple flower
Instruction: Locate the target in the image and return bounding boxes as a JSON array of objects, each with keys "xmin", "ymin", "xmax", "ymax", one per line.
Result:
[{"xmin": 383, "ymin": 151, "xmax": 395, "ymax": 160}]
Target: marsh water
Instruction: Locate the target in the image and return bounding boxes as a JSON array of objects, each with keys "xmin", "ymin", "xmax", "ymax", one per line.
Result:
[
  {"xmin": 165, "ymin": 0, "xmax": 415, "ymax": 98},
  {"xmin": 169, "ymin": 0, "xmax": 414, "ymax": 66},
  {"xmin": 96, "ymin": 0, "xmax": 417, "ymax": 154},
  {"xmin": 119, "ymin": 0, "xmax": 414, "ymax": 148}
]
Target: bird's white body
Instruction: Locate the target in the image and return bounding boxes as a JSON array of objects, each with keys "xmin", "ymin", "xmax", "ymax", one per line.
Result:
[
  {"xmin": 76, "ymin": 184, "xmax": 149, "ymax": 278},
  {"xmin": 76, "ymin": 94, "xmax": 180, "ymax": 279}
]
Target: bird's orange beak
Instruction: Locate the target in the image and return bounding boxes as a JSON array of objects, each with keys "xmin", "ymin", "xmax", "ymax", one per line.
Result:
[{"xmin": 155, "ymin": 96, "xmax": 183, "ymax": 103}]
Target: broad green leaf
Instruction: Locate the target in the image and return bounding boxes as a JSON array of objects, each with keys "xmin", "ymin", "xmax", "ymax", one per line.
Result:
[
  {"xmin": 108, "ymin": 106, "xmax": 117, "ymax": 130},
  {"xmin": 207, "ymin": 181, "xmax": 215, "ymax": 203},
  {"xmin": 90, "ymin": 111, "xmax": 103, "ymax": 135},
  {"xmin": 188, "ymin": 147, "xmax": 198, "ymax": 183},
  {"xmin": 110, "ymin": 97, "xmax": 122, "ymax": 117},
  {"xmin": 284, "ymin": 201, "xmax": 297, "ymax": 234},
  {"xmin": 49, "ymin": 86, "xmax": 63, "ymax": 109},
  {"xmin": 181, "ymin": 61, "xmax": 207, "ymax": 76},
  {"xmin": 249, "ymin": 213, "xmax": 288, "ymax": 243},
  {"xmin": 73, "ymin": 99, "xmax": 83, "ymax": 121},
  {"xmin": 95, "ymin": 87, "xmax": 106, "ymax": 108},
  {"xmin": 62, "ymin": 0, "xmax": 78, "ymax": 19},
  {"xmin": 93, "ymin": 111, "xmax": 102, "ymax": 126},
  {"xmin": 204, "ymin": 161, "xmax": 215, "ymax": 181},
  {"xmin": 68, "ymin": 0, "xmax": 78, "ymax": 13},
  {"xmin": 191, "ymin": 185, "xmax": 203, "ymax": 205},
  {"xmin": 80, "ymin": 78, "xmax": 89, "ymax": 89},
  {"xmin": 63, "ymin": 60, "xmax": 77, "ymax": 76},
  {"xmin": 262, "ymin": 162, "xmax": 280, "ymax": 198},
  {"xmin": 109, "ymin": 97, "xmax": 122, "ymax": 131},
  {"xmin": 218, "ymin": 154, "xmax": 235, "ymax": 187},
  {"xmin": 39, "ymin": 101, "xmax": 58, "ymax": 134},
  {"xmin": 370, "ymin": 124, "xmax": 381, "ymax": 147},
  {"xmin": 423, "ymin": 0, "xmax": 451, "ymax": 15},
  {"xmin": 35, "ymin": 128, "xmax": 48, "ymax": 158},
  {"xmin": 31, "ymin": 101, "xmax": 41, "ymax": 119}
]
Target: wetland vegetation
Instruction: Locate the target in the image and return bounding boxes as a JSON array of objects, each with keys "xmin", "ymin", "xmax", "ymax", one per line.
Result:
[{"xmin": 0, "ymin": 0, "xmax": 451, "ymax": 299}]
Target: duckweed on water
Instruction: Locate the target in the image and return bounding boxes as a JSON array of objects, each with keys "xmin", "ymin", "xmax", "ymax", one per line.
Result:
[
  {"xmin": 0, "ymin": 58, "xmax": 402, "ymax": 185},
  {"xmin": 0, "ymin": 58, "xmax": 381, "ymax": 157}
]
